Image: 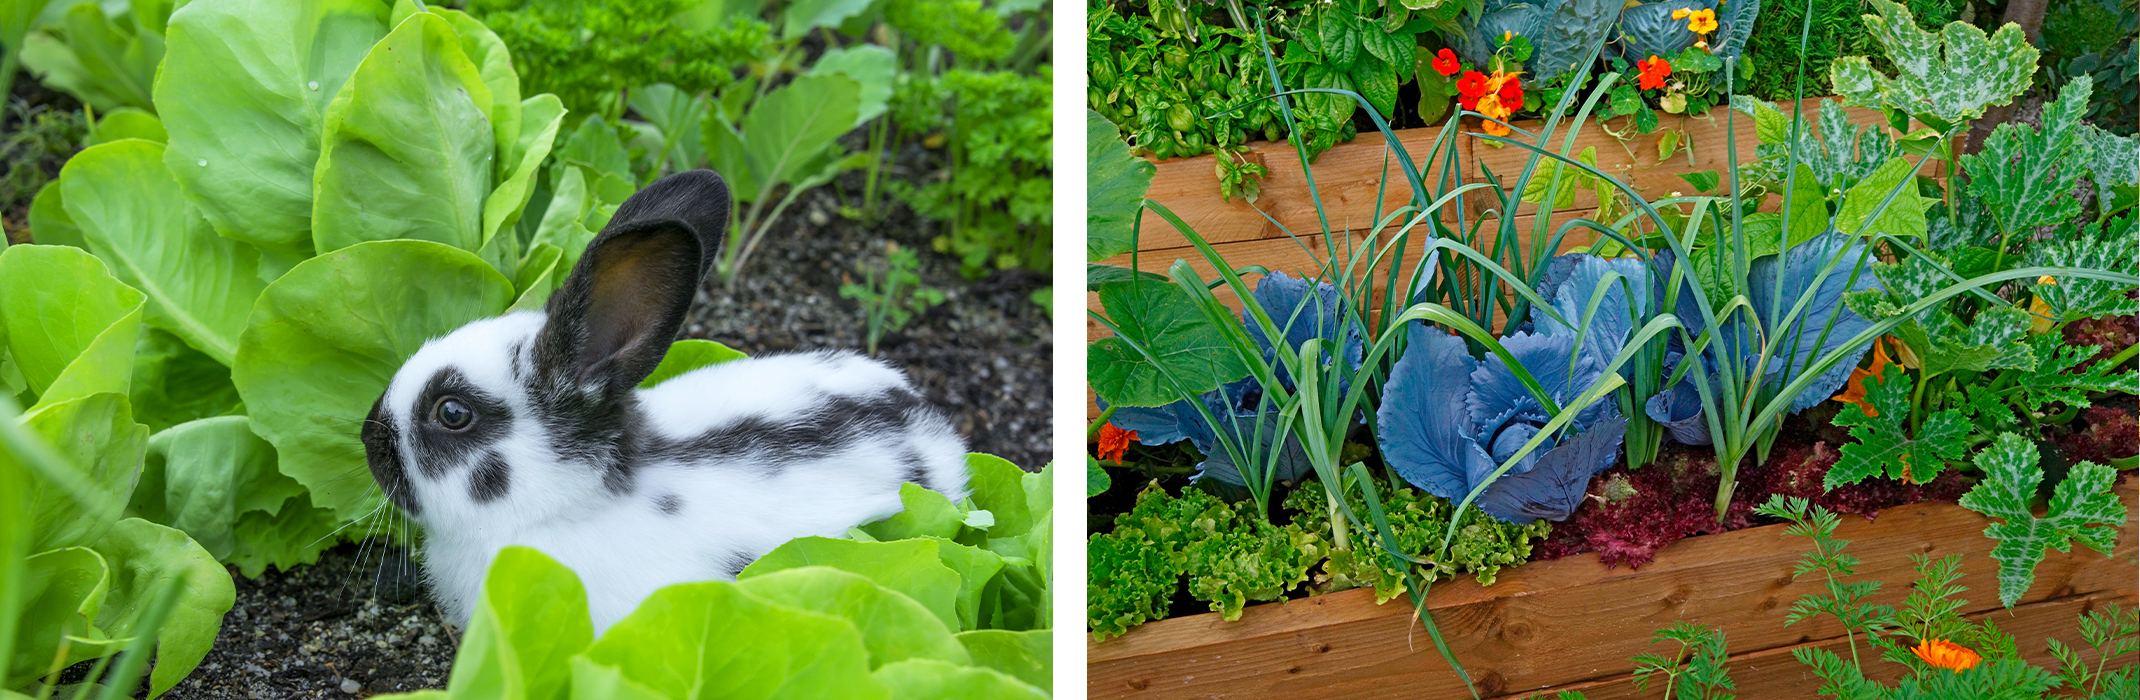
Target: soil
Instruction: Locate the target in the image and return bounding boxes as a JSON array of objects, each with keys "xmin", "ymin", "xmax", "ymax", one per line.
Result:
[{"xmin": 159, "ymin": 543, "xmax": 449, "ymax": 699}]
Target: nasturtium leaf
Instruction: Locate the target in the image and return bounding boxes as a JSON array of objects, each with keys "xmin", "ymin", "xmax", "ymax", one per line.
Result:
[
  {"xmin": 9, "ymin": 547, "xmax": 108, "ymax": 688},
  {"xmin": 1826, "ymin": 0, "xmax": 2036, "ymax": 127},
  {"xmin": 736, "ymin": 567, "xmax": 971, "ymax": 669},
  {"xmin": 1957, "ymin": 434, "xmax": 2125, "ymax": 607},
  {"xmin": 1089, "ymin": 279, "xmax": 1252, "ymax": 408},
  {"xmin": 872, "ymin": 659, "xmax": 1047, "ymax": 700},
  {"xmin": 742, "ymin": 537, "xmax": 963, "ymax": 631},
  {"xmin": 91, "ymin": 518, "xmax": 236, "ymax": 698},
  {"xmin": 136, "ymin": 416, "xmax": 295, "ymax": 561},
  {"xmin": 444, "ymin": 546, "xmax": 592, "ymax": 700},
  {"xmin": 861, "ymin": 484, "xmax": 967, "ymax": 542},
  {"xmin": 584, "ymin": 580, "xmax": 888, "ymax": 700},
  {"xmin": 311, "ymin": 11, "xmax": 495, "ymax": 256},
  {"xmin": 809, "ymin": 45, "xmax": 894, "ymax": 127},
  {"xmin": 954, "ymin": 629, "xmax": 1049, "ymax": 690},
  {"xmin": 0, "ymin": 245, "xmax": 146, "ymax": 408},
  {"xmin": 638, "ymin": 340, "xmax": 749, "ymax": 389},
  {"xmin": 1960, "ymin": 77, "xmax": 2094, "ymax": 236},
  {"xmin": 60, "ymin": 140, "xmax": 267, "ymax": 366},
  {"xmin": 1834, "ymin": 156, "xmax": 1926, "ymax": 240},
  {"xmin": 1826, "ymin": 371, "xmax": 1969, "ymax": 489},
  {"xmin": 158, "ymin": 0, "xmax": 392, "ymax": 259},
  {"xmin": 233, "ymin": 240, "xmax": 515, "ymax": 520},
  {"xmin": 1086, "ymin": 110, "xmax": 1154, "ymax": 262}
]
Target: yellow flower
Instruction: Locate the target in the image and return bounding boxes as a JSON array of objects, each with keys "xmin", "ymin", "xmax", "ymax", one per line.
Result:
[
  {"xmin": 2030, "ymin": 276, "xmax": 2058, "ymax": 333},
  {"xmin": 1912, "ymin": 639, "xmax": 1982, "ymax": 672},
  {"xmin": 1685, "ymin": 8, "xmax": 1718, "ymax": 33},
  {"xmin": 1672, "ymin": 7, "xmax": 1691, "ymax": 18}
]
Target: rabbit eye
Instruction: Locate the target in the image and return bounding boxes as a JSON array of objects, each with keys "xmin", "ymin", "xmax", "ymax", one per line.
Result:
[{"xmin": 434, "ymin": 397, "xmax": 475, "ymax": 430}]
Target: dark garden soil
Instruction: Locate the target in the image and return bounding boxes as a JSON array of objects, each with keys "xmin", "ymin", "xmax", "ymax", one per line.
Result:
[{"xmin": 160, "ymin": 543, "xmax": 450, "ymax": 699}]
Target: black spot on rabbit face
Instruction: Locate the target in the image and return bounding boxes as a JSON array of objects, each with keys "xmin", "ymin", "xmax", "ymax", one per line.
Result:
[
  {"xmin": 361, "ymin": 396, "xmax": 419, "ymax": 516},
  {"xmin": 469, "ymin": 452, "xmax": 512, "ymax": 504},
  {"xmin": 410, "ymin": 367, "xmax": 515, "ymax": 479}
]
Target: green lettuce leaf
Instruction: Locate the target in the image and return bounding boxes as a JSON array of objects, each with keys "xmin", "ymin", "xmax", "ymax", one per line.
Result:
[{"xmin": 583, "ymin": 580, "xmax": 887, "ymax": 700}]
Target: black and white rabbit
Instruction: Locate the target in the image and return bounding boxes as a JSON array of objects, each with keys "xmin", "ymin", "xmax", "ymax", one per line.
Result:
[{"xmin": 360, "ymin": 170, "xmax": 969, "ymax": 632}]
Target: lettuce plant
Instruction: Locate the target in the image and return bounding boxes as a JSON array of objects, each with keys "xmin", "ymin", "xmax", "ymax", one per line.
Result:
[
  {"xmin": 0, "ymin": 245, "xmax": 232, "ymax": 697},
  {"xmin": 376, "ymin": 458, "xmax": 1052, "ymax": 699},
  {"xmin": 28, "ymin": 0, "xmax": 576, "ymax": 577},
  {"xmin": 13, "ymin": 0, "xmax": 167, "ymax": 114}
]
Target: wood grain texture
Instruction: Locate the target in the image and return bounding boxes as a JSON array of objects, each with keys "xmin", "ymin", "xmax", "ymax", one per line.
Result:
[{"xmin": 1087, "ymin": 481, "xmax": 2139, "ymax": 699}]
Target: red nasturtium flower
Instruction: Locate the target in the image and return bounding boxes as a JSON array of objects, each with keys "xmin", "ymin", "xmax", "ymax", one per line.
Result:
[
  {"xmin": 1098, "ymin": 423, "xmax": 1137, "ymax": 463},
  {"xmin": 1495, "ymin": 72, "xmax": 1524, "ymax": 106},
  {"xmin": 1637, "ymin": 55, "xmax": 1673, "ymax": 90},
  {"xmin": 1433, "ymin": 48, "xmax": 1461, "ymax": 76},
  {"xmin": 1912, "ymin": 639, "xmax": 1982, "ymax": 672}
]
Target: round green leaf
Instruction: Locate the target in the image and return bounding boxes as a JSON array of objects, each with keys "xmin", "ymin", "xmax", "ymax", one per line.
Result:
[
  {"xmin": 736, "ymin": 567, "xmax": 972, "ymax": 669},
  {"xmin": 584, "ymin": 580, "xmax": 888, "ymax": 700},
  {"xmin": 311, "ymin": 11, "xmax": 494, "ymax": 257},
  {"xmin": 157, "ymin": 0, "xmax": 393, "ymax": 257},
  {"xmin": 233, "ymin": 240, "xmax": 514, "ymax": 520}
]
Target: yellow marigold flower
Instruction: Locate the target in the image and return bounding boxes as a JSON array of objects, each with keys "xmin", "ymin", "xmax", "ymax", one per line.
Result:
[
  {"xmin": 1686, "ymin": 8, "xmax": 1718, "ymax": 33},
  {"xmin": 1913, "ymin": 639, "xmax": 1982, "ymax": 671}
]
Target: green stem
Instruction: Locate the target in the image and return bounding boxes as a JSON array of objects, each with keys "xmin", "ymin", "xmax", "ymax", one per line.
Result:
[
  {"xmin": 1327, "ymin": 478, "xmax": 1351, "ymax": 551},
  {"xmin": 1086, "ymin": 405, "xmax": 1119, "ymax": 440}
]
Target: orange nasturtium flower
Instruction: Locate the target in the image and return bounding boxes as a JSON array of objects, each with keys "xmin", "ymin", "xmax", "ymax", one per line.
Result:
[
  {"xmin": 1098, "ymin": 423, "xmax": 1137, "ymax": 463},
  {"xmin": 1637, "ymin": 55, "xmax": 1673, "ymax": 90},
  {"xmin": 1672, "ymin": 7, "xmax": 1719, "ymax": 33},
  {"xmin": 1912, "ymin": 639, "xmax": 1982, "ymax": 672},
  {"xmin": 1834, "ymin": 336, "xmax": 1901, "ymax": 416}
]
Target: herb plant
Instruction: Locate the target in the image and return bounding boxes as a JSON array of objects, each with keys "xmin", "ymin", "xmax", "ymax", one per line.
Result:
[{"xmin": 841, "ymin": 242, "xmax": 946, "ymax": 355}]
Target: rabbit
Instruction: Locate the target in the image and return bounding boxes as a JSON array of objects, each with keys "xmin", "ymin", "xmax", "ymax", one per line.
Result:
[{"xmin": 360, "ymin": 169, "xmax": 970, "ymax": 633}]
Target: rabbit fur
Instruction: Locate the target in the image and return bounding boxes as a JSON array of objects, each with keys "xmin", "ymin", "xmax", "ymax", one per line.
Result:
[{"xmin": 360, "ymin": 170, "xmax": 969, "ymax": 632}]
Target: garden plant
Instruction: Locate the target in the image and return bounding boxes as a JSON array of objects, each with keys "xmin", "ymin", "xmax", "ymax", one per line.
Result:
[
  {"xmin": 3, "ymin": 0, "xmax": 1053, "ymax": 695},
  {"xmin": 1086, "ymin": 0, "xmax": 2136, "ymax": 694}
]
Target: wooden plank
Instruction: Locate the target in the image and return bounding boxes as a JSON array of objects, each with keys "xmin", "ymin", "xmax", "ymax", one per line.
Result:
[
  {"xmin": 1513, "ymin": 592, "xmax": 2139, "ymax": 700},
  {"xmin": 1133, "ymin": 126, "xmax": 1466, "ymax": 252},
  {"xmin": 1086, "ymin": 482, "xmax": 2139, "ymax": 699}
]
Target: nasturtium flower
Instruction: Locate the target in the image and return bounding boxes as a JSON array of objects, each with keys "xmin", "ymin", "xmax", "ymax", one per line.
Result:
[
  {"xmin": 1098, "ymin": 423, "xmax": 1137, "ymax": 463},
  {"xmin": 1912, "ymin": 639, "xmax": 1982, "ymax": 671},
  {"xmin": 1477, "ymin": 94, "xmax": 1513, "ymax": 136},
  {"xmin": 1456, "ymin": 70, "xmax": 1491, "ymax": 99},
  {"xmin": 1637, "ymin": 55, "xmax": 1672, "ymax": 90},
  {"xmin": 1683, "ymin": 8, "xmax": 1718, "ymax": 33},
  {"xmin": 1378, "ymin": 326, "xmax": 1628, "ymax": 524},
  {"xmin": 1494, "ymin": 72, "xmax": 1525, "ymax": 106},
  {"xmin": 1433, "ymin": 48, "xmax": 1462, "ymax": 76}
]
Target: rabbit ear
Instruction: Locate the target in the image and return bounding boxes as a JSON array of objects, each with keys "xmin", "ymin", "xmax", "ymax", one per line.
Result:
[{"xmin": 537, "ymin": 169, "xmax": 731, "ymax": 392}]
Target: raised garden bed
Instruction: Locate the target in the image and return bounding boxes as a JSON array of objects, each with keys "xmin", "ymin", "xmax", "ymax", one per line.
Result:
[{"xmin": 1089, "ymin": 481, "xmax": 2138, "ymax": 699}]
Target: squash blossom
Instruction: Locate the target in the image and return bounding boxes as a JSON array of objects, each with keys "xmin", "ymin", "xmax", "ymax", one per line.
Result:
[
  {"xmin": 1912, "ymin": 638, "xmax": 1982, "ymax": 671},
  {"xmin": 2029, "ymin": 275, "xmax": 2057, "ymax": 333},
  {"xmin": 1098, "ymin": 423, "xmax": 1137, "ymax": 463},
  {"xmin": 1834, "ymin": 337, "xmax": 1901, "ymax": 416}
]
